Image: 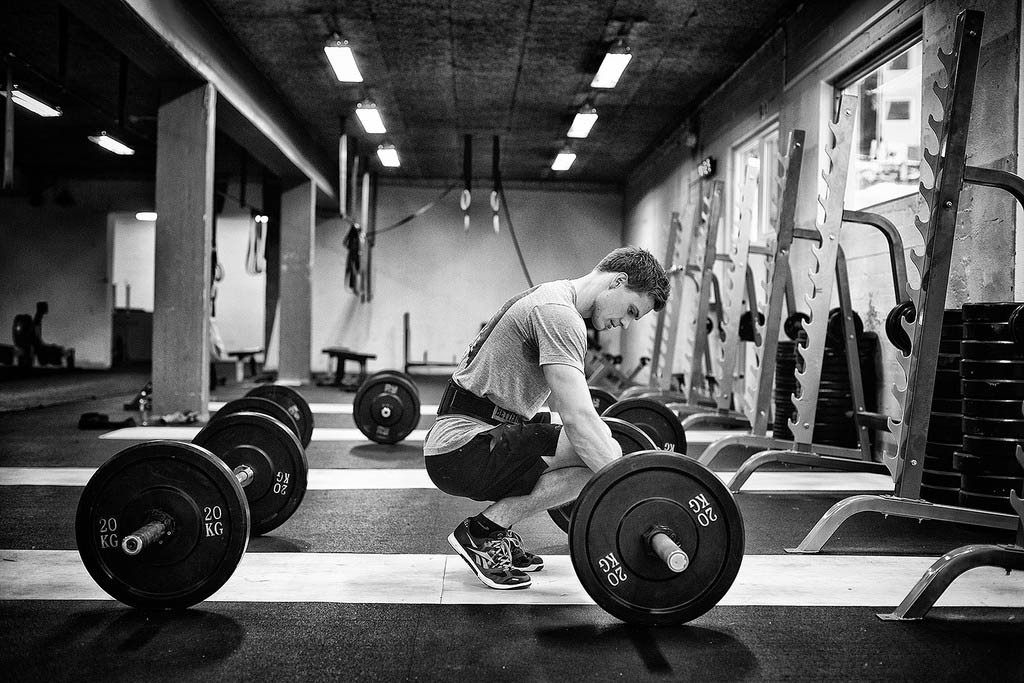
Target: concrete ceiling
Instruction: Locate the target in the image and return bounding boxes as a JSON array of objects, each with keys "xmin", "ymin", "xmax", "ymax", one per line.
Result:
[{"xmin": 2, "ymin": 0, "xmax": 802, "ymax": 196}]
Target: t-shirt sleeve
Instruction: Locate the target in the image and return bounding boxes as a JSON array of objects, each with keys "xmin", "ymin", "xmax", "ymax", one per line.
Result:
[{"xmin": 529, "ymin": 303, "xmax": 587, "ymax": 372}]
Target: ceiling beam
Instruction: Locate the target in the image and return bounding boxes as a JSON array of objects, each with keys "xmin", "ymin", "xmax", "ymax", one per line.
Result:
[{"xmin": 120, "ymin": 0, "xmax": 336, "ymax": 200}]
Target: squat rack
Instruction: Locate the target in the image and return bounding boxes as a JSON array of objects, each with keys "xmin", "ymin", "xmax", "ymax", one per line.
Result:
[
  {"xmin": 789, "ymin": 9, "xmax": 1024, "ymax": 557},
  {"xmin": 697, "ymin": 114, "xmax": 913, "ymax": 488}
]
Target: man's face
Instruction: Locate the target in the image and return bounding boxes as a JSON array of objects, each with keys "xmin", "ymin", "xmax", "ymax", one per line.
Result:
[{"xmin": 592, "ymin": 278, "xmax": 656, "ymax": 331}]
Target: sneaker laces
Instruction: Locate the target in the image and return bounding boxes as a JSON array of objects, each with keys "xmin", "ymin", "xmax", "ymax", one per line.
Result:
[
  {"xmin": 503, "ymin": 529, "xmax": 525, "ymax": 550},
  {"xmin": 482, "ymin": 535, "xmax": 515, "ymax": 571}
]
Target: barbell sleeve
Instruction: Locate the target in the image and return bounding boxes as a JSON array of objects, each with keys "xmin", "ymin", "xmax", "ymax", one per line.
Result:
[
  {"xmin": 649, "ymin": 531, "xmax": 689, "ymax": 573},
  {"xmin": 121, "ymin": 519, "xmax": 169, "ymax": 556},
  {"xmin": 234, "ymin": 464, "xmax": 255, "ymax": 488},
  {"xmin": 121, "ymin": 467, "xmax": 253, "ymax": 557}
]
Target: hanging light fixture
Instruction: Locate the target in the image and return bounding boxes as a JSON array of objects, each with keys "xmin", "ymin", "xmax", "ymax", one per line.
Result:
[
  {"xmin": 376, "ymin": 143, "xmax": 400, "ymax": 168},
  {"xmin": 551, "ymin": 148, "xmax": 576, "ymax": 171},
  {"xmin": 355, "ymin": 99, "xmax": 387, "ymax": 134},
  {"xmin": 567, "ymin": 104, "xmax": 598, "ymax": 138},
  {"xmin": 591, "ymin": 39, "xmax": 632, "ymax": 89},
  {"xmin": 88, "ymin": 131, "xmax": 135, "ymax": 155},
  {"xmin": 3, "ymin": 87, "xmax": 62, "ymax": 117},
  {"xmin": 324, "ymin": 35, "xmax": 364, "ymax": 82}
]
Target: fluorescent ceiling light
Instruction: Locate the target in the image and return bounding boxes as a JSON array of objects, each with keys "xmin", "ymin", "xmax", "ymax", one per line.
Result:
[
  {"xmin": 591, "ymin": 40, "xmax": 632, "ymax": 88},
  {"xmin": 2, "ymin": 89, "xmax": 62, "ymax": 117},
  {"xmin": 376, "ymin": 143, "xmax": 400, "ymax": 168},
  {"xmin": 88, "ymin": 132, "xmax": 135, "ymax": 156},
  {"xmin": 324, "ymin": 37, "xmax": 363, "ymax": 82},
  {"xmin": 567, "ymin": 105, "xmax": 598, "ymax": 138},
  {"xmin": 135, "ymin": 211, "xmax": 157, "ymax": 221},
  {"xmin": 355, "ymin": 100, "xmax": 387, "ymax": 134},
  {"xmin": 551, "ymin": 149, "xmax": 577, "ymax": 171}
]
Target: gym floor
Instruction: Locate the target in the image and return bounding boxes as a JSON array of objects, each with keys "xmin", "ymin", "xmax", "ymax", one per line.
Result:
[{"xmin": 2, "ymin": 373, "xmax": 1024, "ymax": 682}]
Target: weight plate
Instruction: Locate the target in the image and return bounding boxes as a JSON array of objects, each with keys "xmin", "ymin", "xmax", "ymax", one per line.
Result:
[
  {"xmin": 547, "ymin": 418, "xmax": 658, "ymax": 534},
  {"xmin": 963, "ymin": 434, "xmax": 1024, "ymax": 458},
  {"xmin": 941, "ymin": 324, "xmax": 963, "ymax": 339},
  {"xmin": 961, "ymin": 341, "xmax": 1024, "ymax": 361},
  {"xmin": 961, "ymin": 360, "xmax": 1024, "ymax": 380},
  {"xmin": 919, "ymin": 483, "xmax": 961, "ymax": 506},
  {"xmin": 962, "ymin": 303, "xmax": 1020, "ymax": 322},
  {"xmin": 960, "ymin": 473, "xmax": 1024, "ymax": 497},
  {"xmin": 963, "ymin": 398, "xmax": 1024, "ymax": 420},
  {"xmin": 926, "ymin": 417, "xmax": 963, "ymax": 444},
  {"xmin": 618, "ymin": 386, "xmax": 654, "ymax": 401},
  {"xmin": 210, "ymin": 396, "xmax": 302, "ymax": 446},
  {"xmin": 958, "ymin": 489, "xmax": 1014, "ymax": 514},
  {"xmin": 353, "ymin": 372, "xmax": 421, "ymax": 444},
  {"xmin": 926, "ymin": 440, "xmax": 963, "ymax": 458},
  {"xmin": 954, "ymin": 450, "xmax": 1023, "ymax": 476},
  {"xmin": 245, "ymin": 385, "xmax": 314, "ymax": 448},
  {"xmin": 602, "ymin": 398, "xmax": 687, "ymax": 454},
  {"xmin": 638, "ymin": 390, "xmax": 690, "ymax": 404},
  {"xmin": 825, "ymin": 307, "xmax": 864, "ymax": 348},
  {"xmin": 589, "ymin": 387, "xmax": 619, "ymax": 415},
  {"xmin": 921, "ymin": 468, "xmax": 961, "ymax": 488},
  {"xmin": 924, "ymin": 452, "xmax": 956, "ymax": 470},
  {"xmin": 569, "ymin": 450, "xmax": 744, "ymax": 625},
  {"xmin": 75, "ymin": 441, "xmax": 250, "ymax": 609},
  {"xmin": 939, "ymin": 340, "xmax": 961, "ymax": 354},
  {"xmin": 193, "ymin": 412, "xmax": 308, "ymax": 535},
  {"xmin": 942, "ymin": 309, "xmax": 963, "ymax": 325},
  {"xmin": 962, "ymin": 416, "xmax": 1024, "ymax": 439},
  {"xmin": 931, "ymin": 398, "xmax": 962, "ymax": 415},
  {"xmin": 963, "ymin": 321, "xmax": 1014, "ymax": 342},
  {"xmin": 961, "ymin": 380, "xmax": 1024, "ymax": 400}
]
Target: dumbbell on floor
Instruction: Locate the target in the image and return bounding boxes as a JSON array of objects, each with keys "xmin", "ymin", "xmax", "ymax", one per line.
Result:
[{"xmin": 76, "ymin": 409, "xmax": 308, "ymax": 609}]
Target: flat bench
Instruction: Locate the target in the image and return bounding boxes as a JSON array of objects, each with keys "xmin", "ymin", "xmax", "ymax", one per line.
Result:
[
  {"xmin": 322, "ymin": 347, "xmax": 377, "ymax": 390},
  {"xmin": 212, "ymin": 348, "xmax": 263, "ymax": 385}
]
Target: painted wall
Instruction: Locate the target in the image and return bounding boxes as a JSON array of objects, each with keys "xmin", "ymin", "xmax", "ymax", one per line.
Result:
[
  {"xmin": 303, "ymin": 182, "xmax": 623, "ymax": 374},
  {"xmin": 623, "ymin": 0, "xmax": 1021, "ymax": 435}
]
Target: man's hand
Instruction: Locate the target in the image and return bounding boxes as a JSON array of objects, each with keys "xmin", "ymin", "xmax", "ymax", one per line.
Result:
[{"xmin": 543, "ymin": 364, "xmax": 623, "ymax": 471}]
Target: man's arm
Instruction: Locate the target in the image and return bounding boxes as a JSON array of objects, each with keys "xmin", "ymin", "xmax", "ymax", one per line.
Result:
[{"xmin": 543, "ymin": 363, "xmax": 623, "ymax": 471}]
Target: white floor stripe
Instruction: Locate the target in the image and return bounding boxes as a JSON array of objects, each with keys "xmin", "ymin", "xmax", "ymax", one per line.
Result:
[
  {"xmin": 0, "ymin": 466, "xmax": 893, "ymax": 492},
  {"xmin": 209, "ymin": 402, "xmax": 442, "ymax": 415},
  {"xmin": 96, "ymin": 426, "xmax": 739, "ymax": 445},
  {"xmin": 98, "ymin": 427, "xmax": 431, "ymax": 442},
  {"xmin": 2, "ymin": 549, "xmax": 1021, "ymax": 607}
]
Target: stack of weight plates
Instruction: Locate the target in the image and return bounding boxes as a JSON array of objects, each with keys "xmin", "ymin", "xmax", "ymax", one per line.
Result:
[
  {"xmin": 920, "ymin": 309, "xmax": 964, "ymax": 505},
  {"xmin": 955, "ymin": 303, "xmax": 1024, "ymax": 513},
  {"xmin": 772, "ymin": 331, "xmax": 878, "ymax": 446},
  {"xmin": 772, "ymin": 340, "xmax": 798, "ymax": 439}
]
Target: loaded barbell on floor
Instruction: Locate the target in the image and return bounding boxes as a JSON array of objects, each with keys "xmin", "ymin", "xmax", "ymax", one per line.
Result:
[
  {"xmin": 245, "ymin": 384, "xmax": 315, "ymax": 448},
  {"xmin": 353, "ymin": 370, "xmax": 422, "ymax": 444},
  {"xmin": 569, "ymin": 450, "xmax": 745, "ymax": 625},
  {"xmin": 75, "ymin": 408, "xmax": 309, "ymax": 609}
]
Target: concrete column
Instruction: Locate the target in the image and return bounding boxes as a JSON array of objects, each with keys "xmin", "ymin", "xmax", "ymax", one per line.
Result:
[
  {"xmin": 277, "ymin": 180, "xmax": 315, "ymax": 384},
  {"xmin": 152, "ymin": 84, "xmax": 216, "ymax": 416}
]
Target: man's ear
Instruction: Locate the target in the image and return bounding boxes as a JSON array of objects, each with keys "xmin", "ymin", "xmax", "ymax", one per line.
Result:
[{"xmin": 612, "ymin": 272, "xmax": 627, "ymax": 288}]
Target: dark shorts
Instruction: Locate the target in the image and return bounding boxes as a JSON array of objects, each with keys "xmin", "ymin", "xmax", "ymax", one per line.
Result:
[{"xmin": 425, "ymin": 423, "xmax": 562, "ymax": 502}]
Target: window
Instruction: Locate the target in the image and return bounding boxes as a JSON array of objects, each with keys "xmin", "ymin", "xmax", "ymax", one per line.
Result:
[
  {"xmin": 730, "ymin": 124, "xmax": 779, "ymax": 245},
  {"xmin": 886, "ymin": 100, "xmax": 911, "ymax": 120},
  {"xmin": 889, "ymin": 52, "xmax": 910, "ymax": 70},
  {"xmin": 839, "ymin": 41, "xmax": 922, "ymax": 210}
]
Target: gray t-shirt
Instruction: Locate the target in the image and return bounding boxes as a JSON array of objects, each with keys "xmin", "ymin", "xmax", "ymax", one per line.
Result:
[{"xmin": 423, "ymin": 280, "xmax": 587, "ymax": 456}]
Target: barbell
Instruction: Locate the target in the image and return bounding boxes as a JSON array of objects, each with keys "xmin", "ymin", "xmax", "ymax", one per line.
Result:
[{"xmin": 75, "ymin": 406, "xmax": 309, "ymax": 609}]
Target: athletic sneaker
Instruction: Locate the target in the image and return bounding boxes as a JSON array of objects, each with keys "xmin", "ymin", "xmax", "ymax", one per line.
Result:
[
  {"xmin": 448, "ymin": 520, "xmax": 532, "ymax": 590},
  {"xmin": 504, "ymin": 529, "xmax": 544, "ymax": 572}
]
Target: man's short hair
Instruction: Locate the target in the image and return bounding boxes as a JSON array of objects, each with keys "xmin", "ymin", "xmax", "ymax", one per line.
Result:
[{"xmin": 596, "ymin": 246, "xmax": 670, "ymax": 311}]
